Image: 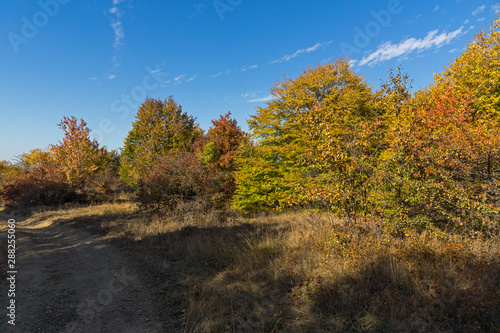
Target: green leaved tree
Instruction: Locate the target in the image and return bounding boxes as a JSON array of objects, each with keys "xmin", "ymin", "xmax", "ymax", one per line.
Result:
[
  {"xmin": 120, "ymin": 96, "xmax": 203, "ymax": 186},
  {"xmin": 233, "ymin": 59, "xmax": 377, "ymax": 214}
]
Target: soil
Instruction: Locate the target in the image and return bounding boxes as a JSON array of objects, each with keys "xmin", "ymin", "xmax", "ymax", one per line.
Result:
[{"xmin": 0, "ymin": 213, "xmax": 164, "ymax": 332}]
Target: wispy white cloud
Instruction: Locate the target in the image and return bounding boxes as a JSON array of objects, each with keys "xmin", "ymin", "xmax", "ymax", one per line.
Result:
[
  {"xmin": 271, "ymin": 41, "xmax": 333, "ymax": 63},
  {"xmin": 175, "ymin": 74, "xmax": 186, "ymax": 83},
  {"xmin": 89, "ymin": 77, "xmax": 101, "ymax": 85},
  {"xmin": 186, "ymin": 74, "xmax": 198, "ymax": 82},
  {"xmin": 433, "ymin": 5, "xmax": 440, "ymax": 12},
  {"xmin": 348, "ymin": 59, "xmax": 357, "ymax": 67},
  {"xmin": 108, "ymin": 5, "xmax": 124, "ymax": 17},
  {"xmin": 107, "ymin": 0, "xmax": 127, "ymax": 76},
  {"xmin": 241, "ymin": 64, "xmax": 259, "ymax": 72},
  {"xmin": 111, "ymin": 20, "xmax": 124, "ymax": 48},
  {"xmin": 248, "ymin": 94, "xmax": 275, "ymax": 103},
  {"xmin": 210, "ymin": 63, "xmax": 258, "ymax": 80},
  {"xmin": 491, "ymin": 3, "xmax": 500, "ymax": 13},
  {"xmin": 241, "ymin": 92, "xmax": 256, "ymax": 99},
  {"xmin": 354, "ymin": 27, "xmax": 465, "ymax": 67},
  {"xmin": 241, "ymin": 91, "xmax": 275, "ymax": 103},
  {"xmin": 472, "ymin": 5, "xmax": 486, "ymax": 15},
  {"xmin": 107, "ymin": 74, "xmax": 117, "ymax": 80},
  {"xmin": 171, "ymin": 73, "xmax": 198, "ymax": 84}
]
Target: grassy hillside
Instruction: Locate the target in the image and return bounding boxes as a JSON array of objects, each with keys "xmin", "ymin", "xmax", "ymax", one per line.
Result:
[{"xmin": 8, "ymin": 203, "xmax": 499, "ymax": 332}]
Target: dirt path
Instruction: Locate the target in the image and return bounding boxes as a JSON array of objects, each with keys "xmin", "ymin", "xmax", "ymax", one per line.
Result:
[{"xmin": 0, "ymin": 213, "xmax": 163, "ymax": 333}]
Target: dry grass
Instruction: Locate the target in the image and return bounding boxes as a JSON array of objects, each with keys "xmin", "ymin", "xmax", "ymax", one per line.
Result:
[{"xmin": 10, "ymin": 203, "xmax": 500, "ymax": 332}]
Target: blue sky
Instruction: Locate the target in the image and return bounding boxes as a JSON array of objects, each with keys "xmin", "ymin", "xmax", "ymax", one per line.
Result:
[{"xmin": 1, "ymin": 0, "xmax": 499, "ymax": 161}]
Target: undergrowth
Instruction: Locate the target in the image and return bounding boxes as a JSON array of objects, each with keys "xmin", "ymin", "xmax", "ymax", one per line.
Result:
[{"xmin": 10, "ymin": 203, "xmax": 500, "ymax": 332}]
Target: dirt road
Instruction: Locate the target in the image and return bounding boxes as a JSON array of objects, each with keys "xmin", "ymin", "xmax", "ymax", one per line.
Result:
[{"xmin": 0, "ymin": 213, "xmax": 163, "ymax": 332}]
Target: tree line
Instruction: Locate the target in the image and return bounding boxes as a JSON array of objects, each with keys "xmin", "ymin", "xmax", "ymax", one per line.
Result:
[{"xmin": 1, "ymin": 16, "xmax": 499, "ymax": 233}]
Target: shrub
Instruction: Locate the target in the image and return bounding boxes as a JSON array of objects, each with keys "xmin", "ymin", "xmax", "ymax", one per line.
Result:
[
  {"xmin": 81, "ymin": 168, "xmax": 129, "ymax": 203},
  {"xmin": 2, "ymin": 169, "xmax": 79, "ymax": 207},
  {"xmin": 0, "ymin": 161, "xmax": 21, "ymax": 199},
  {"xmin": 137, "ymin": 153, "xmax": 207, "ymax": 211}
]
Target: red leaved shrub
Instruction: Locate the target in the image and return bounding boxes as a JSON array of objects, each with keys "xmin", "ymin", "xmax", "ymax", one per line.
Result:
[{"xmin": 2, "ymin": 167, "xmax": 79, "ymax": 207}]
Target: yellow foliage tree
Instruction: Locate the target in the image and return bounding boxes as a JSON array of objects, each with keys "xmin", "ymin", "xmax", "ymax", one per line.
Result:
[
  {"xmin": 17, "ymin": 148, "xmax": 54, "ymax": 170},
  {"xmin": 434, "ymin": 15, "xmax": 500, "ymax": 123},
  {"xmin": 233, "ymin": 59, "xmax": 378, "ymax": 215}
]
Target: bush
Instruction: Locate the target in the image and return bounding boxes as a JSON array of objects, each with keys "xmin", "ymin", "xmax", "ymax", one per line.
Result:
[
  {"xmin": 136, "ymin": 152, "xmax": 234, "ymax": 213},
  {"xmin": 137, "ymin": 153, "xmax": 207, "ymax": 211},
  {"xmin": 2, "ymin": 164, "xmax": 131, "ymax": 209},
  {"xmin": 82, "ymin": 168, "xmax": 129, "ymax": 203},
  {"xmin": 0, "ymin": 161, "xmax": 21, "ymax": 200},
  {"xmin": 2, "ymin": 170, "xmax": 79, "ymax": 207}
]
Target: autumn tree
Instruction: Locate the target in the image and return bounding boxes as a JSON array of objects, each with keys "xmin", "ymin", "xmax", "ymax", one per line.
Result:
[
  {"xmin": 294, "ymin": 59, "xmax": 379, "ymax": 219},
  {"xmin": 375, "ymin": 63, "xmax": 500, "ymax": 231},
  {"xmin": 198, "ymin": 112, "xmax": 247, "ymax": 171},
  {"xmin": 434, "ymin": 15, "xmax": 500, "ymax": 123},
  {"xmin": 2, "ymin": 146, "xmax": 74, "ymax": 207},
  {"xmin": 133, "ymin": 110, "xmax": 246, "ymax": 213},
  {"xmin": 399, "ymin": 87, "xmax": 500, "ymax": 230},
  {"xmin": 378, "ymin": 15, "xmax": 500, "ymax": 231},
  {"xmin": 17, "ymin": 148, "xmax": 54, "ymax": 171},
  {"xmin": 120, "ymin": 96, "xmax": 203, "ymax": 186},
  {"xmin": 3, "ymin": 117, "xmax": 121, "ymax": 207},
  {"xmin": 50, "ymin": 116, "xmax": 110, "ymax": 187},
  {"xmin": 232, "ymin": 142, "xmax": 309, "ymax": 211},
  {"xmin": 233, "ymin": 59, "xmax": 377, "ymax": 214},
  {"xmin": 374, "ymin": 68, "xmax": 416, "ymax": 225},
  {"xmin": 0, "ymin": 160, "xmax": 22, "ymax": 200},
  {"xmin": 196, "ymin": 112, "xmax": 248, "ymax": 206},
  {"xmin": 232, "ymin": 71, "xmax": 310, "ymax": 211},
  {"xmin": 1, "ymin": 161, "xmax": 74, "ymax": 207}
]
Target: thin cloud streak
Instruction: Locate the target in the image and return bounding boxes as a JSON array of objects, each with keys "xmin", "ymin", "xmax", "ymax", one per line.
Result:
[
  {"xmin": 108, "ymin": 0, "xmax": 126, "ymax": 72},
  {"xmin": 186, "ymin": 74, "xmax": 198, "ymax": 82},
  {"xmin": 248, "ymin": 94, "xmax": 275, "ymax": 103},
  {"xmin": 175, "ymin": 74, "xmax": 186, "ymax": 83},
  {"xmin": 111, "ymin": 20, "xmax": 124, "ymax": 48},
  {"xmin": 354, "ymin": 27, "xmax": 465, "ymax": 67},
  {"xmin": 271, "ymin": 41, "xmax": 333, "ymax": 63},
  {"xmin": 472, "ymin": 5, "xmax": 486, "ymax": 15},
  {"xmin": 241, "ymin": 64, "xmax": 259, "ymax": 72}
]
